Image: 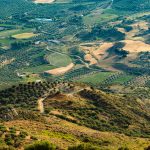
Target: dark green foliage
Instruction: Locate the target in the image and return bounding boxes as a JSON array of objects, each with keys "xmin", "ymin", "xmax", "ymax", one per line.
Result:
[
  {"xmin": 68, "ymin": 15, "xmax": 83, "ymax": 26},
  {"xmin": 113, "ymin": 0, "xmax": 150, "ymax": 11},
  {"xmin": 69, "ymin": 5, "xmax": 86, "ymax": 11},
  {"xmin": 77, "ymin": 26, "xmax": 125, "ymax": 41},
  {"xmin": 11, "ymin": 41, "xmax": 32, "ymax": 50},
  {"xmin": 113, "ymin": 63, "xmax": 150, "ymax": 75},
  {"xmin": 123, "ymin": 26, "xmax": 133, "ymax": 32},
  {"xmin": 132, "ymin": 52, "xmax": 150, "ymax": 68},
  {"xmin": 79, "ymin": 89, "xmax": 131, "ymax": 129},
  {"xmin": 0, "ymin": 0, "xmax": 150, "ymax": 148},
  {"xmin": 0, "ymin": 81, "xmax": 59, "ymax": 110},
  {"xmin": 118, "ymin": 147, "xmax": 129, "ymax": 150},
  {"xmin": 108, "ymin": 42, "xmax": 129, "ymax": 57}
]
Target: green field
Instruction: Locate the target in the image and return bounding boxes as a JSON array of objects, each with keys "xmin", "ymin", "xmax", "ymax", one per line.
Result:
[
  {"xmin": 77, "ymin": 72, "xmax": 114, "ymax": 85},
  {"xmin": 83, "ymin": 10, "xmax": 118, "ymax": 26},
  {"xmin": 22, "ymin": 64, "xmax": 56, "ymax": 74},
  {"xmin": 0, "ymin": 27, "xmax": 34, "ymax": 46},
  {"xmin": 46, "ymin": 53, "xmax": 72, "ymax": 67},
  {"xmin": 0, "ymin": 28, "xmax": 33, "ymax": 37},
  {"xmin": 112, "ymin": 75, "xmax": 134, "ymax": 84}
]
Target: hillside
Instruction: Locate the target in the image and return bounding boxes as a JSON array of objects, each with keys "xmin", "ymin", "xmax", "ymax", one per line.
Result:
[
  {"xmin": 0, "ymin": 0, "xmax": 150, "ymax": 149},
  {"xmin": 0, "ymin": 81, "xmax": 150, "ymax": 149}
]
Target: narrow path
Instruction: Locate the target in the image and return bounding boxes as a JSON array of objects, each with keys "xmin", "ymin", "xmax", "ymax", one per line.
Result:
[
  {"xmin": 37, "ymin": 89, "xmax": 57, "ymax": 113},
  {"xmin": 37, "ymin": 97, "xmax": 45, "ymax": 113}
]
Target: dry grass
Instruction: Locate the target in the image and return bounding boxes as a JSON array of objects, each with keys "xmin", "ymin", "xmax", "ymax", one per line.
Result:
[
  {"xmin": 131, "ymin": 21, "xmax": 149, "ymax": 30},
  {"xmin": 44, "ymin": 63, "xmax": 74, "ymax": 75},
  {"xmin": 12, "ymin": 32, "xmax": 37, "ymax": 39},
  {"xmin": 84, "ymin": 54, "xmax": 97, "ymax": 65},
  {"xmin": 92, "ymin": 43, "xmax": 113, "ymax": 59},
  {"xmin": 34, "ymin": 0, "xmax": 55, "ymax": 3},
  {"xmin": 122, "ymin": 40, "xmax": 150, "ymax": 53},
  {"xmin": 4, "ymin": 119, "xmax": 150, "ymax": 150},
  {"xmin": 80, "ymin": 42, "xmax": 114, "ymax": 66}
]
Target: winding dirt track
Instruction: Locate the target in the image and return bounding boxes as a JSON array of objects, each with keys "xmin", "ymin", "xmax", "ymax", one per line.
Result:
[{"xmin": 37, "ymin": 98, "xmax": 45, "ymax": 113}]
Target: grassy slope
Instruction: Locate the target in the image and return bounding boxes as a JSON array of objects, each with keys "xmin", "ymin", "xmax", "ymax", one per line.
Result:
[
  {"xmin": 0, "ymin": 81, "xmax": 150, "ymax": 149},
  {"xmin": 4, "ymin": 118, "xmax": 150, "ymax": 150},
  {"xmin": 77, "ymin": 72, "xmax": 114, "ymax": 85},
  {"xmin": 44, "ymin": 88, "xmax": 150, "ymax": 137}
]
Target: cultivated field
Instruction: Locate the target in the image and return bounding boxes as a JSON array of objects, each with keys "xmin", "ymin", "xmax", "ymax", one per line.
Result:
[
  {"xmin": 12, "ymin": 32, "xmax": 37, "ymax": 39},
  {"xmin": 77, "ymin": 72, "xmax": 114, "ymax": 85},
  {"xmin": 122, "ymin": 40, "xmax": 150, "ymax": 53},
  {"xmin": 34, "ymin": 0, "xmax": 55, "ymax": 3},
  {"xmin": 45, "ymin": 63, "xmax": 74, "ymax": 75},
  {"xmin": 46, "ymin": 53, "xmax": 72, "ymax": 67}
]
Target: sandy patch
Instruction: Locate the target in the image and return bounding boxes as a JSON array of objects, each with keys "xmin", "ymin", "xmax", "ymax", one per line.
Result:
[
  {"xmin": 0, "ymin": 58, "xmax": 15, "ymax": 68},
  {"xmin": 45, "ymin": 63, "xmax": 74, "ymax": 75},
  {"xmin": 84, "ymin": 54, "xmax": 97, "ymax": 65},
  {"xmin": 117, "ymin": 28, "xmax": 126, "ymax": 33},
  {"xmin": 122, "ymin": 40, "xmax": 150, "ymax": 53},
  {"xmin": 51, "ymin": 110, "xmax": 62, "ymax": 115},
  {"xmin": 93, "ymin": 43, "xmax": 113, "ymax": 59},
  {"xmin": 81, "ymin": 43, "xmax": 113, "ymax": 59},
  {"xmin": 80, "ymin": 42, "xmax": 114, "ymax": 66},
  {"xmin": 131, "ymin": 21, "xmax": 149, "ymax": 30},
  {"xmin": 34, "ymin": 0, "xmax": 55, "ymax": 3},
  {"xmin": 12, "ymin": 32, "xmax": 37, "ymax": 39}
]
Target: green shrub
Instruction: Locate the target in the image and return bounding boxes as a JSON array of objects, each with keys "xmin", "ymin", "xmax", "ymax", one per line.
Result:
[
  {"xmin": 25, "ymin": 141, "xmax": 56, "ymax": 150},
  {"xmin": 68, "ymin": 144, "xmax": 100, "ymax": 150},
  {"xmin": 0, "ymin": 146, "xmax": 15, "ymax": 150},
  {"xmin": 118, "ymin": 147, "xmax": 129, "ymax": 150}
]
